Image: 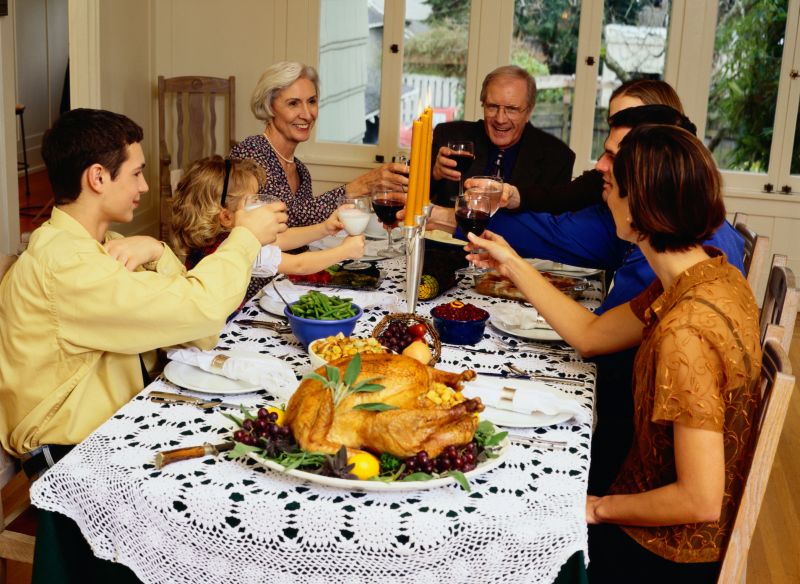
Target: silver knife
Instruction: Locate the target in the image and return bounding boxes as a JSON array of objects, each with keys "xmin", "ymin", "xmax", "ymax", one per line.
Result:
[
  {"xmin": 477, "ymin": 370, "xmax": 586, "ymax": 387},
  {"xmin": 148, "ymin": 391, "xmax": 243, "ymax": 410}
]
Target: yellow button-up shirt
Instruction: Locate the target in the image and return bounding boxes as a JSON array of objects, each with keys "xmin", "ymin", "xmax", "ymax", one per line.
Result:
[{"xmin": 0, "ymin": 208, "xmax": 261, "ymax": 456}]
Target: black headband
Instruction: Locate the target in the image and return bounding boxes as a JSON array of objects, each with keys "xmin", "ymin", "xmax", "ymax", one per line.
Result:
[{"xmin": 220, "ymin": 158, "xmax": 232, "ymax": 207}]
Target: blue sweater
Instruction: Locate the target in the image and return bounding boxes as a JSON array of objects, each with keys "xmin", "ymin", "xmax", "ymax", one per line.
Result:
[{"xmin": 482, "ymin": 204, "xmax": 745, "ymax": 314}]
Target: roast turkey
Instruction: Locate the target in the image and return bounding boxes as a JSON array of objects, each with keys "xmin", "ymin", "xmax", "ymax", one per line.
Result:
[{"xmin": 285, "ymin": 353, "xmax": 483, "ymax": 459}]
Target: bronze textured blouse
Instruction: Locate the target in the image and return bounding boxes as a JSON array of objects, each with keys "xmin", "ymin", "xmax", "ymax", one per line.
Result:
[{"xmin": 609, "ymin": 249, "xmax": 762, "ymax": 563}]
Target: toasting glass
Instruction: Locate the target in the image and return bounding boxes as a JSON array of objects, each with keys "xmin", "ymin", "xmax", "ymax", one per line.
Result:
[
  {"xmin": 446, "ymin": 140, "xmax": 475, "ymax": 200},
  {"xmin": 339, "ymin": 196, "xmax": 372, "ymax": 269},
  {"xmin": 242, "ymin": 194, "xmax": 281, "ymax": 277},
  {"xmin": 370, "ymin": 187, "xmax": 405, "ymax": 258},
  {"xmin": 454, "ymin": 190, "xmax": 492, "ymax": 280}
]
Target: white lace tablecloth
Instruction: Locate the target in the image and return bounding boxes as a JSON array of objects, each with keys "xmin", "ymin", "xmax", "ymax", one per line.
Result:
[{"xmin": 31, "ymin": 256, "xmax": 598, "ymax": 584}]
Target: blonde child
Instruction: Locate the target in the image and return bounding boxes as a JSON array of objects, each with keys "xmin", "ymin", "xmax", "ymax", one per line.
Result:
[{"xmin": 171, "ymin": 156, "xmax": 365, "ymax": 300}]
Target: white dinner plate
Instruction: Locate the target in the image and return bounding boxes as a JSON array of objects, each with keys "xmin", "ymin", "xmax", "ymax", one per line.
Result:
[
  {"xmin": 491, "ymin": 318, "xmax": 562, "ymax": 342},
  {"xmin": 481, "ymin": 407, "xmax": 572, "ymax": 429},
  {"xmin": 247, "ymin": 438, "xmax": 509, "ymax": 492},
  {"xmin": 163, "ymin": 351, "xmax": 263, "ymax": 395},
  {"xmin": 258, "ymin": 296, "xmax": 288, "ymax": 318},
  {"xmin": 528, "ymin": 259, "xmax": 602, "ymax": 278}
]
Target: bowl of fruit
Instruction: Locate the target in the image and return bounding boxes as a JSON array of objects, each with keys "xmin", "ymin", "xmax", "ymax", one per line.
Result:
[
  {"xmin": 430, "ymin": 300, "xmax": 490, "ymax": 345},
  {"xmin": 284, "ymin": 291, "xmax": 363, "ymax": 350},
  {"xmin": 372, "ymin": 313, "xmax": 441, "ymax": 366},
  {"xmin": 308, "ymin": 333, "xmax": 387, "ymax": 370}
]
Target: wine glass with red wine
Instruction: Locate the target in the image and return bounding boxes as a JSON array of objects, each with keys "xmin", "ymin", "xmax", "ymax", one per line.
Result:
[
  {"xmin": 370, "ymin": 187, "xmax": 405, "ymax": 258},
  {"xmin": 454, "ymin": 190, "xmax": 492, "ymax": 280},
  {"xmin": 447, "ymin": 140, "xmax": 475, "ymax": 200}
]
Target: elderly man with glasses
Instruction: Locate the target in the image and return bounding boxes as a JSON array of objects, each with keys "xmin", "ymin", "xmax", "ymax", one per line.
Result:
[{"xmin": 430, "ymin": 65, "xmax": 591, "ymax": 212}]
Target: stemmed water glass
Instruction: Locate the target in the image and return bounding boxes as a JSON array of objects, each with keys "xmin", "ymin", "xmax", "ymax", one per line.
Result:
[
  {"xmin": 338, "ymin": 196, "xmax": 372, "ymax": 269},
  {"xmin": 242, "ymin": 194, "xmax": 281, "ymax": 277},
  {"xmin": 446, "ymin": 140, "xmax": 475, "ymax": 200},
  {"xmin": 454, "ymin": 190, "xmax": 492, "ymax": 281},
  {"xmin": 466, "ymin": 176, "xmax": 503, "ymax": 217},
  {"xmin": 370, "ymin": 187, "xmax": 405, "ymax": 258}
]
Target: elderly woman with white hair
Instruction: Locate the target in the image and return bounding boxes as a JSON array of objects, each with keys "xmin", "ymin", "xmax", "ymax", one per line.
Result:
[{"xmin": 230, "ymin": 61, "xmax": 409, "ymax": 226}]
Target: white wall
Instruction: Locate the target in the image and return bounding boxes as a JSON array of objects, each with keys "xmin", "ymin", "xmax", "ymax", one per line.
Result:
[
  {"xmin": 14, "ymin": 0, "xmax": 68, "ymax": 172},
  {"xmin": 0, "ymin": 3, "xmax": 20, "ymax": 254}
]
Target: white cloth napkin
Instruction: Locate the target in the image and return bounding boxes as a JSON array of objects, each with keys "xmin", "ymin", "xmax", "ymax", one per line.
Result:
[
  {"xmin": 263, "ymin": 277, "xmax": 392, "ymax": 309},
  {"xmin": 462, "ymin": 375, "xmax": 588, "ymax": 424},
  {"xmin": 166, "ymin": 348, "xmax": 297, "ymax": 400},
  {"xmin": 491, "ymin": 305, "xmax": 550, "ymax": 330}
]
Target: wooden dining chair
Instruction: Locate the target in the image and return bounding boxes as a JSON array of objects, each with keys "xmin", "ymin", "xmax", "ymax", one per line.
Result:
[
  {"xmin": 732, "ymin": 213, "xmax": 770, "ymax": 296},
  {"xmin": 717, "ymin": 334, "xmax": 796, "ymax": 584},
  {"xmin": 158, "ymin": 75, "xmax": 236, "ymax": 240},
  {"xmin": 759, "ymin": 254, "xmax": 799, "ymax": 353},
  {"xmin": 0, "ymin": 465, "xmax": 35, "ymax": 584}
]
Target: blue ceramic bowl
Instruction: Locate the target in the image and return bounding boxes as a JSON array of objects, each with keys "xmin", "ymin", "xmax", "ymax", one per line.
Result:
[
  {"xmin": 284, "ymin": 303, "xmax": 363, "ymax": 350},
  {"xmin": 431, "ymin": 312, "xmax": 489, "ymax": 346}
]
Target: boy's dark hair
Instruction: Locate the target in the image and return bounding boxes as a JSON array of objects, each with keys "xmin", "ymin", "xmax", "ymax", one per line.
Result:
[
  {"xmin": 608, "ymin": 104, "xmax": 697, "ymax": 136},
  {"xmin": 41, "ymin": 108, "xmax": 144, "ymax": 204}
]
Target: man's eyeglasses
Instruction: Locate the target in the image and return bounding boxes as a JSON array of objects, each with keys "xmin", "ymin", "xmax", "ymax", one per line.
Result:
[
  {"xmin": 483, "ymin": 103, "xmax": 527, "ymax": 119},
  {"xmin": 220, "ymin": 158, "xmax": 232, "ymax": 207}
]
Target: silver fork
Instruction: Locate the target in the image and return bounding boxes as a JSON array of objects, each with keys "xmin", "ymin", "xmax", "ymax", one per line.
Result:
[
  {"xmin": 508, "ymin": 434, "xmax": 568, "ymax": 450},
  {"xmin": 493, "ymin": 339, "xmax": 576, "ymax": 356},
  {"xmin": 505, "ymin": 364, "xmax": 586, "ymax": 386}
]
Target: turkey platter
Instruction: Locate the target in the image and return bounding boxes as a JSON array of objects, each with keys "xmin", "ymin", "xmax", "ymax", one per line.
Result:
[{"xmin": 285, "ymin": 353, "xmax": 483, "ymax": 459}]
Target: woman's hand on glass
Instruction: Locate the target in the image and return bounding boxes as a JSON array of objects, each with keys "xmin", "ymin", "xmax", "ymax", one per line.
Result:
[
  {"xmin": 346, "ymin": 162, "xmax": 409, "ymax": 197},
  {"xmin": 465, "ymin": 229, "xmax": 522, "ymax": 275}
]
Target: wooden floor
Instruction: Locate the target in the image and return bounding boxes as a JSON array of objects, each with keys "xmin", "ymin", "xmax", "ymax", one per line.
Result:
[{"xmin": 17, "ymin": 170, "xmax": 53, "ymax": 236}]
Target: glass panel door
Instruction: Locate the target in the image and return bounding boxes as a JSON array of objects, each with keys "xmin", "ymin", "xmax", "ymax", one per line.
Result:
[
  {"xmin": 591, "ymin": 0, "xmax": 671, "ymax": 160},
  {"xmin": 399, "ymin": 0, "xmax": 471, "ymax": 147}
]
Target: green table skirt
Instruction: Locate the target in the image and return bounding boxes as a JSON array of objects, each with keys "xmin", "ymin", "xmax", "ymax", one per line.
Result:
[{"xmin": 33, "ymin": 509, "xmax": 588, "ymax": 584}]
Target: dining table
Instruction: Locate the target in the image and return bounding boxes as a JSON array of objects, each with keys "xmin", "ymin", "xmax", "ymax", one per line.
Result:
[{"xmin": 29, "ymin": 251, "xmax": 601, "ymax": 584}]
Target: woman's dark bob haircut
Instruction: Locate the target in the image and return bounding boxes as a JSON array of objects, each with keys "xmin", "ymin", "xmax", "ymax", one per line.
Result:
[{"xmin": 613, "ymin": 125, "xmax": 726, "ymax": 253}]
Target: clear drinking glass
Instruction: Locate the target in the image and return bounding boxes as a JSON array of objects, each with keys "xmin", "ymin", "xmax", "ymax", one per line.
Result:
[
  {"xmin": 446, "ymin": 140, "xmax": 475, "ymax": 200},
  {"xmin": 454, "ymin": 190, "xmax": 492, "ymax": 281},
  {"xmin": 466, "ymin": 176, "xmax": 503, "ymax": 216},
  {"xmin": 242, "ymin": 194, "xmax": 281, "ymax": 277},
  {"xmin": 370, "ymin": 187, "xmax": 405, "ymax": 258},
  {"xmin": 339, "ymin": 196, "xmax": 372, "ymax": 269}
]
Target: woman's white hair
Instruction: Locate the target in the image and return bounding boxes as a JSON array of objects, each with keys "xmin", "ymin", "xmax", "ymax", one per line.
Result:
[{"xmin": 250, "ymin": 61, "xmax": 320, "ymax": 124}]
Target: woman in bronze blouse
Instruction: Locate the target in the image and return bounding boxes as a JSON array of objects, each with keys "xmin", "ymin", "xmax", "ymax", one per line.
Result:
[{"xmin": 468, "ymin": 125, "xmax": 762, "ymax": 582}]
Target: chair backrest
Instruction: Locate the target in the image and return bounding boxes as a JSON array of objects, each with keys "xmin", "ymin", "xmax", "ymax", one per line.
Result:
[
  {"xmin": 759, "ymin": 254, "xmax": 799, "ymax": 353},
  {"xmin": 733, "ymin": 213, "xmax": 770, "ymax": 295},
  {"xmin": 157, "ymin": 75, "xmax": 236, "ymax": 240},
  {"xmin": 717, "ymin": 335, "xmax": 795, "ymax": 583}
]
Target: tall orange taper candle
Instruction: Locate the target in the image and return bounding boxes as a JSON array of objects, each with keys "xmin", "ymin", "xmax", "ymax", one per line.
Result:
[
  {"xmin": 405, "ymin": 119, "xmax": 423, "ymax": 227},
  {"xmin": 421, "ymin": 108, "xmax": 433, "ymax": 207}
]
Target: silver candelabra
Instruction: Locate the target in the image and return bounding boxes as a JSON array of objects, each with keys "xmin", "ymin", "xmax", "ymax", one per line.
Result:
[{"xmin": 403, "ymin": 204, "xmax": 433, "ymax": 314}]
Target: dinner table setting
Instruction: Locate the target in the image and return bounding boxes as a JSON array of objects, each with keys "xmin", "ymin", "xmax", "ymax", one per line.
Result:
[
  {"xmin": 28, "ymin": 112, "xmax": 602, "ymax": 584},
  {"xmin": 28, "ymin": 246, "xmax": 601, "ymax": 584}
]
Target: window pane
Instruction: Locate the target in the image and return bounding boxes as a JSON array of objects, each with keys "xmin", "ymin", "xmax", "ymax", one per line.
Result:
[
  {"xmin": 705, "ymin": 0, "xmax": 788, "ymax": 173},
  {"xmin": 513, "ymin": 0, "xmax": 581, "ymax": 146},
  {"xmin": 317, "ymin": 0, "xmax": 381, "ymax": 144},
  {"xmin": 591, "ymin": 1, "xmax": 671, "ymax": 160},
  {"xmin": 400, "ymin": 0, "xmax": 470, "ymax": 147}
]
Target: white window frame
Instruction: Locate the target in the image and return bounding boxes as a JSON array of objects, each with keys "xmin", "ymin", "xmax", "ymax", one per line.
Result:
[{"xmin": 287, "ymin": 0, "xmax": 800, "ymax": 200}]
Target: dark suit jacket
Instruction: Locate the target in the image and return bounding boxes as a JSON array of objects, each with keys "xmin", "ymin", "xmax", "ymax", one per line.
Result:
[{"xmin": 430, "ymin": 120, "xmax": 591, "ymax": 213}]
